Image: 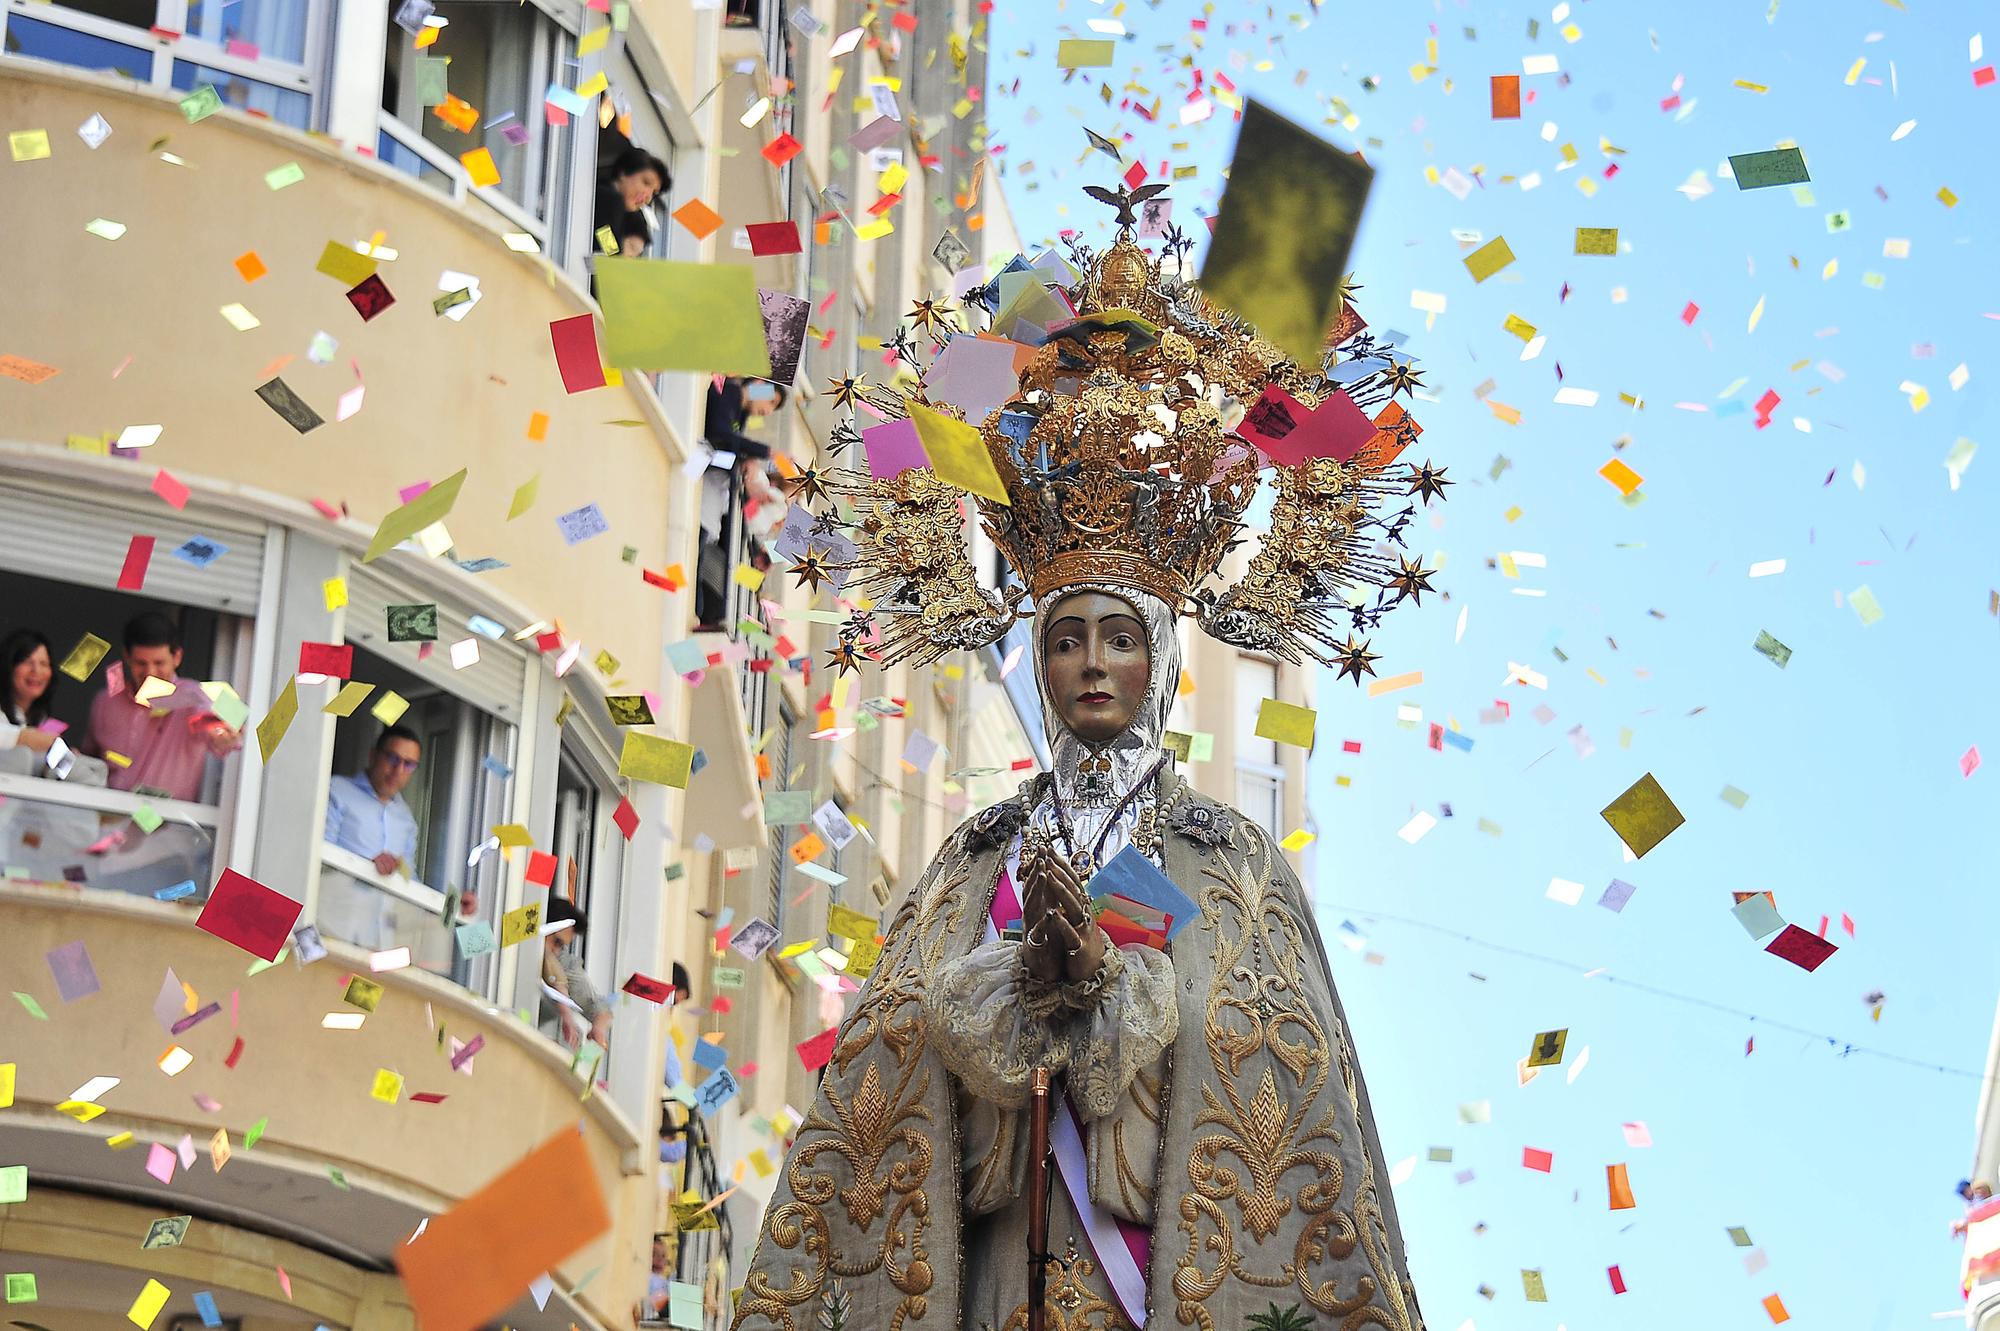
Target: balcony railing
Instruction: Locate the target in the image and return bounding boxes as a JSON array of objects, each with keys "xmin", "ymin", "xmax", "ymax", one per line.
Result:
[
  {"xmin": 642, "ymin": 1103, "xmax": 734, "ymax": 1331},
  {"xmin": 0, "ymin": 767, "xmax": 218, "ymax": 898},
  {"xmin": 315, "ymin": 842, "xmax": 456, "ymax": 973}
]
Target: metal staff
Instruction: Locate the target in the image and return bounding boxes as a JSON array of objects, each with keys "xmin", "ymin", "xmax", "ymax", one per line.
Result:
[{"xmin": 1027, "ymin": 1065, "xmax": 1054, "ymax": 1331}]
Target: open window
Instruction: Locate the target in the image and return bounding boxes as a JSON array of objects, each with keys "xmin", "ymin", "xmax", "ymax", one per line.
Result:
[
  {"xmin": 0, "ymin": 572, "xmax": 246, "ymax": 896},
  {"xmin": 378, "ymin": 0, "xmax": 576, "ymax": 241},
  {"xmin": 314, "ymin": 566, "xmax": 523, "ymax": 988},
  {"xmin": 0, "ymin": 476, "xmax": 263, "ymax": 897}
]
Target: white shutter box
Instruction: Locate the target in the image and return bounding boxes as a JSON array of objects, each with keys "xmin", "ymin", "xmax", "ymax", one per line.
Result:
[
  {"xmin": 345, "ymin": 566, "xmax": 533, "ymax": 720},
  {"xmin": 0, "ymin": 476, "xmax": 267, "ymax": 612}
]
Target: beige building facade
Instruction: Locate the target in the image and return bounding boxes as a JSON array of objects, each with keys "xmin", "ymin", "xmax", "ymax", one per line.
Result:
[{"xmin": 0, "ymin": 2, "xmax": 1314, "ymax": 1325}]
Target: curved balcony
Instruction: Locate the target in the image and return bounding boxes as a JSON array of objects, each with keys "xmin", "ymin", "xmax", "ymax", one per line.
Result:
[
  {"xmin": 0, "ymin": 879, "xmax": 649, "ymax": 1329},
  {"xmin": 0, "ymin": 56, "xmax": 693, "ymax": 684}
]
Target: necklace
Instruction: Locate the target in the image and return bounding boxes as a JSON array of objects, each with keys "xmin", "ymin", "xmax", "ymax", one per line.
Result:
[
  {"xmin": 1044, "ymin": 753, "xmax": 1170, "ymax": 876},
  {"xmin": 1073, "ymin": 747, "xmax": 1116, "ymax": 805}
]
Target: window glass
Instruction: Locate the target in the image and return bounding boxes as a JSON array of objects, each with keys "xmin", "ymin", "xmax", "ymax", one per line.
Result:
[
  {"xmin": 381, "ymin": 1, "xmax": 545, "ymax": 212},
  {"xmin": 170, "ymin": 59, "xmax": 311, "ymax": 129},
  {"xmin": 554, "ymin": 744, "xmax": 624, "ymax": 1000},
  {"xmin": 765, "ymin": 701, "xmax": 798, "ymax": 928},
  {"xmin": 1234, "ymin": 656, "xmax": 1279, "ymax": 767},
  {"xmin": 34, "ymin": 1, "xmax": 154, "ymax": 28},
  {"xmin": 1236, "ymin": 770, "xmax": 1281, "ymax": 842},
  {"xmin": 376, "ymin": 127, "xmax": 457, "ymax": 196},
  {"xmin": 184, "ymin": 0, "xmax": 312, "ymax": 64},
  {"xmin": 4, "ymin": 14, "xmax": 152, "ymax": 78}
]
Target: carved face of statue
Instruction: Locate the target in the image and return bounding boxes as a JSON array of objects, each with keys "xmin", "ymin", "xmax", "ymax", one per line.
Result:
[{"xmin": 1041, "ymin": 590, "xmax": 1151, "ymax": 744}]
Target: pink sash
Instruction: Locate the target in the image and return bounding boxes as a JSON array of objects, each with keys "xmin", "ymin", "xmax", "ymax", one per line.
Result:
[{"xmin": 987, "ymin": 871, "xmax": 1150, "ymax": 1326}]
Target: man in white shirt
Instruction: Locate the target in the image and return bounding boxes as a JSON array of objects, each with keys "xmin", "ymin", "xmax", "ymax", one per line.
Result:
[{"xmin": 324, "ymin": 725, "xmax": 423, "ymax": 876}]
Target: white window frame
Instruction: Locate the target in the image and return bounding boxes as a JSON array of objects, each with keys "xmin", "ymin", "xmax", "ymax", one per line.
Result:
[{"xmin": 1, "ymin": 0, "xmax": 327, "ymax": 127}]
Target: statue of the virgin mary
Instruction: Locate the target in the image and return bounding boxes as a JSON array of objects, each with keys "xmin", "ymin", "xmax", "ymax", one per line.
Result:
[{"xmin": 732, "ymin": 193, "xmax": 1445, "ymax": 1331}]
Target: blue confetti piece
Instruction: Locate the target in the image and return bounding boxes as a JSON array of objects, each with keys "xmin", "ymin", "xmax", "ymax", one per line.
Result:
[
  {"xmin": 155, "ymin": 879, "xmax": 198, "ymax": 901},
  {"xmin": 194, "ymin": 1291, "xmax": 222, "ymax": 1327},
  {"xmin": 172, "ymin": 536, "xmax": 229, "ymax": 567}
]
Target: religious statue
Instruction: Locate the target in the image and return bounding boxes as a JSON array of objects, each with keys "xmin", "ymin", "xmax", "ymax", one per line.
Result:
[{"xmin": 732, "ymin": 192, "xmax": 1446, "ymax": 1331}]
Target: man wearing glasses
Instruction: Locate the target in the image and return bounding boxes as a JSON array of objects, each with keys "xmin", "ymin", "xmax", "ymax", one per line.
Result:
[{"xmin": 325, "ymin": 725, "xmax": 424, "ymax": 878}]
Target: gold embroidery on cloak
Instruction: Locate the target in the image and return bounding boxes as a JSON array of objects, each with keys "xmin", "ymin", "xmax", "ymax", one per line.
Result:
[
  {"xmin": 1171, "ymin": 834, "xmax": 1412, "ymax": 1330},
  {"xmin": 733, "ymin": 841, "xmax": 976, "ymax": 1331}
]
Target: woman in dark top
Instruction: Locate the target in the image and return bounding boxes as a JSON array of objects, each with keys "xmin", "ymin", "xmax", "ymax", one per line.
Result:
[
  {"xmin": 594, "ymin": 147, "xmax": 670, "ymax": 244},
  {"xmin": 0, "ymin": 628, "xmax": 57, "ymax": 757}
]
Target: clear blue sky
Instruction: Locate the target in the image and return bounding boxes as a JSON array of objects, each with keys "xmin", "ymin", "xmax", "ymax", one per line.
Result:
[{"xmin": 987, "ymin": 3, "xmax": 2000, "ymax": 1326}]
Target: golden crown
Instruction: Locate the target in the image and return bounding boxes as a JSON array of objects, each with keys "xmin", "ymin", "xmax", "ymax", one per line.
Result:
[{"xmin": 803, "ymin": 188, "xmax": 1449, "ymax": 684}]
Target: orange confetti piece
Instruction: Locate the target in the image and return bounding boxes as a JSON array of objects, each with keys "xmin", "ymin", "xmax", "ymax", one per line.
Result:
[
  {"xmin": 1599, "ymin": 457, "xmax": 1644, "ymax": 495},
  {"xmin": 672, "ymin": 198, "xmax": 724, "ymax": 240}
]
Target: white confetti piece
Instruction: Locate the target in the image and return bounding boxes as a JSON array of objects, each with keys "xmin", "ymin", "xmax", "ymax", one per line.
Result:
[{"xmin": 1397, "ymin": 811, "xmax": 1438, "ymax": 844}]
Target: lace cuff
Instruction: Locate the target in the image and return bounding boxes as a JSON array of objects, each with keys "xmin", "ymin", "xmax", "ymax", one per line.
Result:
[
  {"xmin": 1070, "ymin": 945, "xmax": 1178, "ymax": 1119},
  {"xmin": 922, "ymin": 941, "xmax": 1071, "ymax": 1108},
  {"xmin": 1019, "ymin": 942, "xmax": 1125, "ymax": 1021}
]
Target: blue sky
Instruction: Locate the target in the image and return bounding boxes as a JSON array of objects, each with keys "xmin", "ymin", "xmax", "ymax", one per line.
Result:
[{"xmin": 987, "ymin": 2, "xmax": 1999, "ymax": 1326}]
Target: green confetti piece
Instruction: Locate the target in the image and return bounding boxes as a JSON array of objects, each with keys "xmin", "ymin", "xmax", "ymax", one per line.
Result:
[
  {"xmin": 1850, "ymin": 583, "xmax": 1885, "ymax": 626},
  {"xmin": 1753, "ymin": 630, "xmax": 1792, "ymax": 668},
  {"xmin": 179, "ymin": 84, "xmax": 223, "ymax": 124},
  {"xmin": 1719, "ymin": 785, "xmax": 1751, "ymax": 809},
  {"xmin": 327, "ymin": 1165, "xmax": 349, "ymax": 1190},
  {"xmin": 4, "ymin": 1271, "xmax": 37, "ymax": 1302},
  {"xmin": 264, "ymin": 161, "xmax": 305, "ymax": 190},
  {"xmin": 0, "ymin": 1165, "xmax": 26, "ymax": 1204},
  {"xmin": 132, "ymin": 804, "xmax": 164, "ymax": 834},
  {"xmin": 11, "ymin": 992, "xmax": 47, "ymax": 1021},
  {"xmin": 1728, "ymin": 146, "xmax": 1810, "ymax": 189},
  {"xmin": 244, "ymin": 1117, "xmax": 267, "ymax": 1149}
]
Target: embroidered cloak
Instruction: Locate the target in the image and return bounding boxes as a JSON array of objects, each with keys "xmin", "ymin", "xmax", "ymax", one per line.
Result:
[{"xmin": 730, "ymin": 772, "xmax": 1425, "ymax": 1331}]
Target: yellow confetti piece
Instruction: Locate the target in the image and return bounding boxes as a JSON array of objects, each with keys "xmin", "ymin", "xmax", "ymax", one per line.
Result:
[
  {"xmin": 1747, "ymin": 295, "xmax": 1766, "ymax": 333},
  {"xmin": 370, "ymin": 1068, "xmax": 404, "ymax": 1103},
  {"xmin": 1844, "ymin": 58, "xmax": 1866, "ymax": 85},
  {"xmin": 1733, "ymin": 79, "xmax": 1769, "ymax": 93},
  {"xmin": 1939, "ymin": 186, "xmax": 1958, "ymax": 207},
  {"xmin": 8, "ymin": 129, "xmax": 51, "ymax": 162},
  {"xmin": 1503, "ymin": 314, "xmax": 1538, "ymax": 341},
  {"xmin": 127, "ymin": 1278, "xmax": 172, "ymax": 1329},
  {"xmin": 1464, "ymin": 236, "xmax": 1516, "ymax": 283},
  {"xmin": 1279, "ymin": 828, "xmax": 1316, "ymax": 852},
  {"xmin": 321, "ymin": 576, "xmax": 348, "ymax": 610}
]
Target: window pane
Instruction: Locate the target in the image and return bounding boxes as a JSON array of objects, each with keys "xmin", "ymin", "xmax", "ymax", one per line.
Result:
[
  {"xmin": 170, "ymin": 59, "xmax": 311, "ymax": 129},
  {"xmin": 376, "ymin": 127, "xmax": 456, "ymax": 196},
  {"xmin": 4, "ymin": 14, "xmax": 152, "ymax": 78},
  {"xmin": 1235, "ymin": 656, "xmax": 1279, "ymax": 767},
  {"xmin": 36, "ymin": 1, "xmax": 155, "ymax": 29},
  {"xmin": 1237, "ymin": 771, "xmax": 1282, "ymax": 841},
  {"xmin": 382, "ymin": 1, "xmax": 543, "ymax": 212},
  {"xmin": 184, "ymin": 0, "xmax": 311, "ymax": 65}
]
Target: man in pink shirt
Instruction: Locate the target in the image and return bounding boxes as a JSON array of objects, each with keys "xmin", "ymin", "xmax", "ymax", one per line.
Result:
[{"xmin": 81, "ymin": 613, "xmax": 241, "ymax": 803}]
